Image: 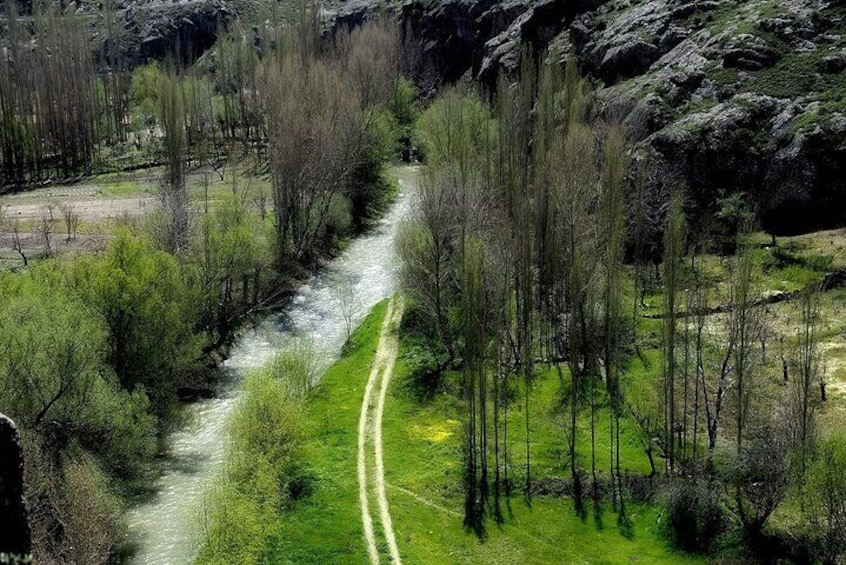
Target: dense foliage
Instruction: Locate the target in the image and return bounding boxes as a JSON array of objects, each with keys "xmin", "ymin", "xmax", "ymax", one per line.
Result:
[{"xmin": 0, "ymin": 3, "xmax": 415, "ymax": 560}]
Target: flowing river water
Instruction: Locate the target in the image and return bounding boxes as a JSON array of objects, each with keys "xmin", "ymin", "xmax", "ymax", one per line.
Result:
[{"xmin": 125, "ymin": 166, "xmax": 419, "ymax": 565}]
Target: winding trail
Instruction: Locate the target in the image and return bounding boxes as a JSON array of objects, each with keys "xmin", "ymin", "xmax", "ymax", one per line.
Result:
[{"xmin": 357, "ymin": 295, "xmax": 405, "ymax": 564}]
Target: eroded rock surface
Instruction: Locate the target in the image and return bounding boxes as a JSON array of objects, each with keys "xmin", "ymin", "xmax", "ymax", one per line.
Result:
[{"xmin": 388, "ymin": 0, "xmax": 846, "ymax": 234}]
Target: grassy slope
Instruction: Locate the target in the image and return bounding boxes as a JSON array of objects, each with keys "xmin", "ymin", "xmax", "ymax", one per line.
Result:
[{"xmin": 267, "ymin": 299, "xmax": 702, "ymax": 564}]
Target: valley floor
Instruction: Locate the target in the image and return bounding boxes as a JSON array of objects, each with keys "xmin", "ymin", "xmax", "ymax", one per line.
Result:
[{"xmin": 266, "ymin": 300, "xmax": 701, "ymax": 564}]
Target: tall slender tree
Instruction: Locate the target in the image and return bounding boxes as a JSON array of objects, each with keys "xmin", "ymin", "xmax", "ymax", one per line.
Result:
[{"xmin": 662, "ymin": 192, "xmax": 685, "ymax": 474}]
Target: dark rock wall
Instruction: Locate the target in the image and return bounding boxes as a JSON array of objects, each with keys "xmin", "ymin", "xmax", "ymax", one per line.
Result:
[
  {"xmin": 0, "ymin": 414, "xmax": 31, "ymax": 565},
  {"xmin": 390, "ymin": 0, "xmax": 846, "ymax": 236},
  {"xmin": 94, "ymin": 0, "xmax": 234, "ymax": 68}
]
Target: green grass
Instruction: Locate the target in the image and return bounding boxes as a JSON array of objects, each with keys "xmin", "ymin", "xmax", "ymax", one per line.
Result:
[
  {"xmin": 265, "ymin": 300, "xmax": 702, "ymax": 564},
  {"xmin": 267, "ymin": 300, "xmax": 388, "ymax": 563},
  {"xmin": 96, "ymin": 175, "xmax": 155, "ymax": 198}
]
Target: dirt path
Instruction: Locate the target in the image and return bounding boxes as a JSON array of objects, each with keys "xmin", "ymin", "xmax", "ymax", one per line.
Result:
[
  {"xmin": 357, "ymin": 296, "xmax": 404, "ymax": 564},
  {"xmin": 373, "ymin": 296, "xmax": 404, "ymax": 564}
]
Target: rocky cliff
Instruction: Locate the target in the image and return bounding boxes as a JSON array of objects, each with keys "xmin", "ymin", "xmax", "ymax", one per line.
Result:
[
  {"xmin": 9, "ymin": 0, "xmax": 842, "ymax": 234},
  {"xmin": 90, "ymin": 0, "xmax": 238, "ymax": 68},
  {"xmin": 393, "ymin": 0, "xmax": 846, "ymax": 235},
  {"xmin": 0, "ymin": 414, "xmax": 31, "ymax": 565}
]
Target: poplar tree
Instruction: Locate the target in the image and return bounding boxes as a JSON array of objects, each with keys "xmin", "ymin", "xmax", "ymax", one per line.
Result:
[
  {"xmin": 662, "ymin": 192, "xmax": 685, "ymax": 474},
  {"xmin": 601, "ymin": 126, "xmax": 628, "ymax": 506},
  {"xmin": 790, "ymin": 285, "xmax": 821, "ymax": 479},
  {"xmin": 158, "ymin": 71, "xmax": 190, "ymax": 253}
]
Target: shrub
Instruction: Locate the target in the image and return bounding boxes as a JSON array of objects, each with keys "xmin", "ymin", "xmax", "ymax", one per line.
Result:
[
  {"xmin": 805, "ymin": 434, "xmax": 846, "ymax": 564},
  {"xmin": 61, "ymin": 453, "xmax": 124, "ymax": 565},
  {"xmin": 663, "ymin": 478, "xmax": 724, "ymax": 552},
  {"xmin": 72, "ymin": 230, "xmax": 197, "ymax": 407},
  {"xmin": 197, "ymin": 349, "xmax": 312, "ymax": 564},
  {"xmin": 79, "ymin": 379, "xmax": 157, "ymax": 479}
]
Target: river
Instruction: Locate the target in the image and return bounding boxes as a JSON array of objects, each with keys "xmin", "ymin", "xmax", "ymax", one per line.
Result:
[{"xmin": 124, "ymin": 165, "xmax": 419, "ymax": 565}]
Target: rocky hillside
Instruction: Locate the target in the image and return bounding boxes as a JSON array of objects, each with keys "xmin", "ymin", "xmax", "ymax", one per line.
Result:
[
  {"xmin": 393, "ymin": 0, "xmax": 846, "ymax": 235},
  {"xmin": 5, "ymin": 0, "xmax": 841, "ymax": 234}
]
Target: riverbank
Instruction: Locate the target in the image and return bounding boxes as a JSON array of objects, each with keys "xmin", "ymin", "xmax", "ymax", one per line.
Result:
[
  {"xmin": 125, "ymin": 165, "xmax": 417, "ymax": 564},
  {"xmin": 231, "ymin": 300, "xmax": 699, "ymax": 565}
]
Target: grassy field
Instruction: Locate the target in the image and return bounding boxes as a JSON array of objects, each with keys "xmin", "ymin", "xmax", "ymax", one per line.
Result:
[
  {"xmin": 266, "ymin": 300, "xmax": 702, "ymax": 565},
  {"xmin": 0, "ymin": 160, "xmax": 272, "ymax": 271}
]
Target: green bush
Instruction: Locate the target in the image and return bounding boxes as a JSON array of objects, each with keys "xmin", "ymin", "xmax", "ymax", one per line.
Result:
[
  {"xmin": 805, "ymin": 434, "xmax": 846, "ymax": 564},
  {"xmin": 79, "ymin": 379, "xmax": 157, "ymax": 479},
  {"xmin": 197, "ymin": 350, "xmax": 312, "ymax": 564},
  {"xmin": 413, "ymin": 88, "xmax": 497, "ymax": 168},
  {"xmin": 0, "ymin": 284, "xmax": 104, "ymax": 430},
  {"xmin": 72, "ymin": 230, "xmax": 197, "ymax": 408},
  {"xmin": 188, "ymin": 193, "xmax": 273, "ymax": 346},
  {"xmin": 61, "ymin": 452, "xmax": 125, "ymax": 564},
  {"xmin": 389, "ymin": 77, "xmax": 421, "ymax": 131},
  {"xmin": 663, "ymin": 478, "xmax": 724, "ymax": 552}
]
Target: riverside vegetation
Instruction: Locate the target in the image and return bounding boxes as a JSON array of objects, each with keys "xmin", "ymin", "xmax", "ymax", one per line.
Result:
[
  {"xmin": 1, "ymin": 1, "xmax": 846, "ymax": 564},
  {"xmin": 0, "ymin": 5, "xmax": 418, "ymax": 562}
]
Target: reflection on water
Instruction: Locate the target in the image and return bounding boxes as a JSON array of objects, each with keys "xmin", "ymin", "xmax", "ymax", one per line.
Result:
[{"xmin": 125, "ymin": 166, "xmax": 418, "ymax": 565}]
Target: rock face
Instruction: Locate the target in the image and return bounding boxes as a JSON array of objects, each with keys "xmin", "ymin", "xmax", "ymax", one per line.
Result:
[
  {"xmin": 0, "ymin": 414, "xmax": 31, "ymax": 565},
  {"xmin": 89, "ymin": 0, "xmax": 237, "ymax": 69},
  {"xmin": 23, "ymin": 0, "xmax": 845, "ymax": 235},
  {"xmin": 391, "ymin": 0, "xmax": 846, "ymax": 235}
]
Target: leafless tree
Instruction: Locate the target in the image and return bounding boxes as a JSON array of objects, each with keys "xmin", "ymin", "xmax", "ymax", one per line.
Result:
[
  {"xmin": 332, "ymin": 273, "xmax": 362, "ymax": 343},
  {"xmin": 662, "ymin": 192, "xmax": 685, "ymax": 474},
  {"xmin": 1, "ymin": 208, "xmax": 26, "ymax": 265},
  {"xmin": 788, "ymin": 285, "xmax": 821, "ymax": 479},
  {"xmin": 39, "ymin": 215, "xmax": 52, "ymax": 257},
  {"xmin": 265, "ymin": 53, "xmax": 365, "ymax": 263},
  {"xmin": 60, "ymin": 204, "xmax": 80, "ymax": 241}
]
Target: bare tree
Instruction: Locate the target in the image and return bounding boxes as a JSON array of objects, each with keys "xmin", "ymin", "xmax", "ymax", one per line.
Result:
[
  {"xmin": 789, "ymin": 285, "xmax": 821, "ymax": 479},
  {"xmin": 395, "ymin": 170, "xmax": 459, "ymax": 368},
  {"xmin": 332, "ymin": 273, "xmax": 362, "ymax": 343},
  {"xmin": 265, "ymin": 53, "xmax": 365, "ymax": 264},
  {"xmin": 1, "ymin": 209, "xmax": 30, "ymax": 266},
  {"xmin": 39, "ymin": 214, "xmax": 54, "ymax": 257},
  {"xmin": 60, "ymin": 204, "xmax": 80, "ymax": 242},
  {"xmin": 731, "ymin": 417, "xmax": 791, "ymax": 538},
  {"xmin": 600, "ymin": 125, "xmax": 629, "ymax": 506},
  {"xmin": 662, "ymin": 192, "xmax": 685, "ymax": 474},
  {"xmin": 158, "ymin": 72, "xmax": 190, "ymax": 253}
]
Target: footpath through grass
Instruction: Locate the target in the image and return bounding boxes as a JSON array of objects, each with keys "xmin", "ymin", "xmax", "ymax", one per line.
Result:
[{"xmin": 268, "ymin": 299, "xmax": 701, "ymax": 564}]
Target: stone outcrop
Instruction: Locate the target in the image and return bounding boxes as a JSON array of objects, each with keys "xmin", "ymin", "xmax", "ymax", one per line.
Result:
[
  {"xmin": 14, "ymin": 0, "xmax": 845, "ymax": 235},
  {"xmin": 91, "ymin": 0, "xmax": 235, "ymax": 68},
  {"xmin": 386, "ymin": 0, "xmax": 846, "ymax": 235},
  {"xmin": 0, "ymin": 414, "xmax": 31, "ymax": 565}
]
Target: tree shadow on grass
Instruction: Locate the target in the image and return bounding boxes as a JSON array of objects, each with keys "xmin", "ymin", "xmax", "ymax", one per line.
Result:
[
  {"xmin": 617, "ymin": 506, "xmax": 635, "ymax": 540},
  {"xmin": 592, "ymin": 498, "xmax": 605, "ymax": 531}
]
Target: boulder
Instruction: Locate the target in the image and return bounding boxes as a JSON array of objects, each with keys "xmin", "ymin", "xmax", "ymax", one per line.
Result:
[
  {"xmin": 818, "ymin": 49, "xmax": 846, "ymax": 73},
  {"xmin": 721, "ymin": 34, "xmax": 781, "ymax": 71},
  {"xmin": 599, "ymin": 39, "xmax": 661, "ymax": 81},
  {"xmin": 0, "ymin": 414, "xmax": 31, "ymax": 565}
]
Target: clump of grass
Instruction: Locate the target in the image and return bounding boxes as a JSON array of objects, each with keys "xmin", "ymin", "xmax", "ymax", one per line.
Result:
[{"xmin": 195, "ymin": 345, "xmax": 315, "ymax": 565}]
